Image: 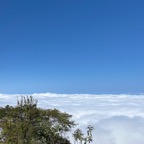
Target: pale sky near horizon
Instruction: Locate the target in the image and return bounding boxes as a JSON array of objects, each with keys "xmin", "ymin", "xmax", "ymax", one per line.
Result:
[{"xmin": 0, "ymin": 0, "xmax": 144, "ymax": 94}]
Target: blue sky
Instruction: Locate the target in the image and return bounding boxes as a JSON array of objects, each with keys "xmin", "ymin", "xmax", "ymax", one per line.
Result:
[{"xmin": 0, "ymin": 0, "xmax": 144, "ymax": 94}]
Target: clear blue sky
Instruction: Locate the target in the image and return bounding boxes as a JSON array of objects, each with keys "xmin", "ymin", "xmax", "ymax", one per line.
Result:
[{"xmin": 0, "ymin": 0, "xmax": 144, "ymax": 94}]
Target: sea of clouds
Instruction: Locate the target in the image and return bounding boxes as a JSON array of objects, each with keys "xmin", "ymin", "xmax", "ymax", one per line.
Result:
[{"xmin": 0, "ymin": 93, "xmax": 144, "ymax": 144}]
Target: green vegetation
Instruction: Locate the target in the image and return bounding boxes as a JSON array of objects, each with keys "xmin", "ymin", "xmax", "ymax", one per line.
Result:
[
  {"xmin": 0, "ymin": 96, "xmax": 94, "ymax": 144},
  {"xmin": 73, "ymin": 125, "xmax": 94, "ymax": 144}
]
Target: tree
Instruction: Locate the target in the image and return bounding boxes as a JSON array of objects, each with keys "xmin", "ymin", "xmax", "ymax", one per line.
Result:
[
  {"xmin": 0, "ymin": 96, "xmax": 75, "ymax": 144},
  {"xmin": 73, "ymin": 125, "xmax": 94, "ymax": 144},
  {"xmin": 73, "ymin": 129, "xmax": 83, "ymax": 144},
  {"xmin": 0, "ymin": 96, "xmax": 94, "ymax": 144},
  {"xmin": 86, "ymin": 125, "xmax": 94, "ymax": 143}
]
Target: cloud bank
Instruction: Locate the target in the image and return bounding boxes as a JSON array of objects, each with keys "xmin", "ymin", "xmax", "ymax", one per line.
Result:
[{"xmin": 0, "ymin": 93, "xmax": 144, "ymax": 144}]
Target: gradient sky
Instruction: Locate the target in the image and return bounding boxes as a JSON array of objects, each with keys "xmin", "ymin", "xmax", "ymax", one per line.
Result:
[{"xmin": 0, "ymin": 0, "xmax": 144, "ymax": 94}]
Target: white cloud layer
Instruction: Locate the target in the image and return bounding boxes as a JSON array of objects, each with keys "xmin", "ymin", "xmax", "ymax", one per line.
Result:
[{"xmin": 0, "ymin": 93, "xmax": 144, "ymax": 144}]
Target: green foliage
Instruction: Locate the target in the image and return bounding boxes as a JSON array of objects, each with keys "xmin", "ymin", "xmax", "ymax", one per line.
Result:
[
  {"xmin": 0, "ymin": 96, "xmax": 94, "ymax": 144},
  {"xmin": 73, "ymin": 125, "xmax": 94, "ymax": 144},
  {"xmin": 73, "ymin": 129, "xmax": 83, "ymax": 144},
  {"xmin": 0, "ymin": 96, "xmax": 75, "ymax": 144}
]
